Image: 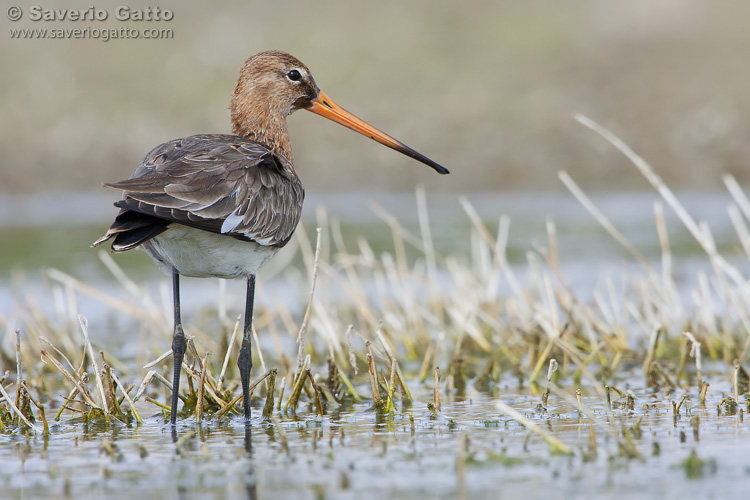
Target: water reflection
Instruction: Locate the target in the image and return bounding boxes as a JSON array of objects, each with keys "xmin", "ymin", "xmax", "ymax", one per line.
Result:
[{"xmin": 244, "ymin": 421, "xmax": 257, "ymax": 500}]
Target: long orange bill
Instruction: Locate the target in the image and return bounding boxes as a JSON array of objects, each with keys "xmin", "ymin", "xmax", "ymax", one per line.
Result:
[{"xmin": 306, "ymin": 90, "xmax": 449, "ymax": 175}]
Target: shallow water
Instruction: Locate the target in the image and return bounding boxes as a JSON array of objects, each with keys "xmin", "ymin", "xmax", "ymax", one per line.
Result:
[{"xmin": 2, "ymin": 379, "xmax": 750, "ymax": 500}]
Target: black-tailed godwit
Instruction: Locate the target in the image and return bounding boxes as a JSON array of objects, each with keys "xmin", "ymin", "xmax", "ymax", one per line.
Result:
[{"xmin": 93, "ymin": 50, "xmax": 448, "ymax": 425}]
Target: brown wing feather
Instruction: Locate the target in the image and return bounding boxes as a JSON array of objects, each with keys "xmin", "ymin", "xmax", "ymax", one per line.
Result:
[{"xmin": 95, "ymin": 134, "xmax": 305, "ymax": 250}]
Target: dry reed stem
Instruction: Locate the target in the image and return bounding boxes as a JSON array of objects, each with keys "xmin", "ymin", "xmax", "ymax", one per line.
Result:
[
  {"xmin": 78, "ymin": 315, "xmax": 109, "ymax": 421},
  {"xmin": 434, "ymin": 367, "xmax": 441, "ymax": 412},
  {"xmin": 724, "ymin": 174, "xmax": 750, "ymax": 222},
  {"xmin": 213, "ymin": 369, "xmax": 275, "ymax": 419},
  {"xmin": 295, "ymin": 227, "xmax": 322, "ymax": 378},
  {"xmin": 495, "ymin": 400, "xmax": 573, "ymax": 455},
  {"xmin": 385, "ymin": 358, "xmax": 397, "ymax": 413},
  {"xmin": 334, "ymin": 363, "xmax": 362, "ymax": 403},
  {"xmin": 40, "ymin": 350, "xmax": 98, "ymax": 408},
  {"xmin": 78, "ymin": 372, "xmax": 96, "ymax": 411},
  {"xmin": 262, "ymin": 369, "xmax": 277, "ymax": 418},
  {"xmin": 0, "ymin": 377, "xmax": 41, "ymax": 432},
  {"xmin": 325, "ymin": 236, "xmax": 379, "ymax": 329},
  {"xmin": 251, "ymin": 324, "xmax": 267, "ymax": 381},
  {"xmin": 143, "ymin": 349, "xmax": 172, "ymax": 369},
  {"xmin": 132, "ymin": 370, "xmax": 156, "ymax": 403},
  {"xmin": 558, "ymin": 171, "xmax": 652, "ymax": 271},
  {"xmin": 195, "ymin": 354, "xmax": 209, "ymax": 421},
  {"xmin": 530, "ymin": 339, "xmax": 556, "ymax": 385},
  {"xmin": 551, "ymin": 341, "xmax": 606, "ymax": 398},
  {"xmin": 97, "ymin": 252, "xmax": 164, "ymax": 318},
  {"xmin": 653, "ymin": 202, "xmax": 674, "ymax": 280},
  {"xmin": 643, "ymin": 327, "xmax": 663, "ymax": 382},
  {"xmin": 366, "ymin": 351, "xmax": 380, "ymax": 406},
  {"xmin": 145, "ymin": 397, "xmax": 170, "ymax": 413},
  {"xmin": 416, "ymin": 187, "xmax": 442, "ymax": 327},
  {"xmin": 38, "ymin": 337, "xmax": 80, "ymax": 378},
  {"xmin": 47, "ymin": 268, "xmax": 152, "ymax": 322},
  {"xmin": 699, "ymin": 381, "xmax": 710, "ymax": 407},
  {"xmin": 108, "ymin": 368, "xmax": 142, "ymax": 424},
  {"xmin": 54, "ymin": 386, "xmax": 79, "ymax": 421},
  {"xmin": 149, "ymin": 371, "xmax": 186, "ymax": 402},
  {"xmin": 276, "ymin": 376, "xmax": 286, "ymax": 411},
  {"xmin": 375, "ymin": 327, "xmax": 412, "ymax": 401},
  {"xmin": 575, "ymin": 113, "xmax": 744, "ymax": 286},
  {"xmin": 675, "ymin": 394, "xmax": 689, "ymax": 415},
  {"xmin": 683, "ymin": 332, "xmax": 703, "ymax": 386},
  {"xmin": 418, "ymin": 339, "xmax": 435, "ymax": 383},
  {"xmin": 218, "ymin": 316, "xmax": 241, "ymax": 389},
  {"xmin": 369, "ymin": 202, "xmax": 424, "ymax": 251},
  {"xmin": 728, "ymin": 204, "xmax": 750, "ymax": 259},
  {"xmin": 14, "ymin": 330, "xmax": 21, "ymax": 408},
  {"xmin": 182, "ymin": 358, "xmax": 227, "ymax": 408},
  {"xmin": 652, "ymin": 363, "xmax": 676, "ymax": 391},
  {"xmin": 306, "ymin": 370, "xmax": 324, "ymax": 417},
  {"xmin": 99, "ymin": 352, "xmax": 121, "ymax": 416},
  {"xmin": 542, "ymin": 358, "xmax": 558, "ymax": 406},
  {"xmin": 676, "ymin": 338, "xmax": 690, "ymax": 387},
  {"xmin": 284, "ymin": 357, "xmax": 310, "ymax": 414},
  {"xmin": 23, "ymin": 385, "xmax": 49, "ymax": 435}
]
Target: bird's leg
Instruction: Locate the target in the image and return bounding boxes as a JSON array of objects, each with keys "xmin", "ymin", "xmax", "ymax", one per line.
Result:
[
  {"xmin": 238, "ymin": 274, "xmax": 256, "ymax": 421},
  {"xmin": 170, "ymin": 267, "xmax": 186, "ymax": 426}
]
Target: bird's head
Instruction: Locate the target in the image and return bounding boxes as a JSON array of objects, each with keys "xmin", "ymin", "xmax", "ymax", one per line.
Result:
[{"xmin": 231, "ymin": 50, "xmax": 448, "ymax": 174}]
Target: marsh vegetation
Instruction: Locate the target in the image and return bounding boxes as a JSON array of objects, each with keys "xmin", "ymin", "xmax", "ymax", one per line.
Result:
[{"xmin": 1, "ymin": 120, "xmax": 750, "ymax": 498}]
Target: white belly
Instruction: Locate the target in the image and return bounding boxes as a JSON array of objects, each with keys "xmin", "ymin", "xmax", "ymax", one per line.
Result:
[{"xmin": 141, "ymin": 224, "xmax": 279, "ymax": 278}]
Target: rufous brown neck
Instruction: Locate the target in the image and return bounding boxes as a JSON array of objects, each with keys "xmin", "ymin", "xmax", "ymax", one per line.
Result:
[{"xmin": 230, "ymin": 84, "xmax": 294, "ymax": 162}]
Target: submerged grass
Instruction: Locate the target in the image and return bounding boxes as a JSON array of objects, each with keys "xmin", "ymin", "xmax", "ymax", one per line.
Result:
[{"xmin": 1, "ymin": 116, "xmax": 750, "ymax": 497}]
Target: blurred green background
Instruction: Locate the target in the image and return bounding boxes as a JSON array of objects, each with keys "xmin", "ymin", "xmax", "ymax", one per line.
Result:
[{"xmin": 4, "ymin": 0, "xmax": 750, "ymax": 195}]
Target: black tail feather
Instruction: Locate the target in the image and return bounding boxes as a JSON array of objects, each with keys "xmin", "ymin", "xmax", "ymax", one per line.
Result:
[{"xmin": 93, "ymin": 208, "xmax": 169, "ymax": 252}]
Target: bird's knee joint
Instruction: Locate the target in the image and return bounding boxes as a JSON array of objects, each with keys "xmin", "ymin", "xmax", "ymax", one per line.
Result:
[
  {"xmin": 238, "ymin": 347, "xmax": 253, "ymax": 371},
  {"xmin": 172, "ymin": 333, "xmax": 187, "ymax": 355}
]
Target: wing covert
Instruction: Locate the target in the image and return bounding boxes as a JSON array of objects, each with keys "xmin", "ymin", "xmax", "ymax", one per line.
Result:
[{"xmin": 104, "ymin": 134, "xmax": 304, "ymax": 248}]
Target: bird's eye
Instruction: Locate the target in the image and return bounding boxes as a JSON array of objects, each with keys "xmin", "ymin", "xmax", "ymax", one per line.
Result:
[{"xmin": 286, "ymin": 69, "xmax": 302, "ymax": 82}]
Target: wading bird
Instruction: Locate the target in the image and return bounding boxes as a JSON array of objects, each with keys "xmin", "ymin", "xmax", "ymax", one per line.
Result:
[{"xmin": 93, "ymin": 50, "xmax": 448, "ymax": 425}]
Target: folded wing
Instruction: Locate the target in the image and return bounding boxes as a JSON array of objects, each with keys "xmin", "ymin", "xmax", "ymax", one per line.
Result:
[{"xmin": 93, "ymin": 134, "xmax": 305, "ymax": 252}]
